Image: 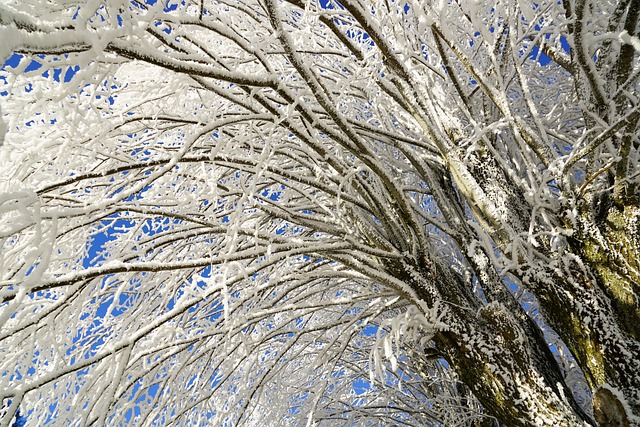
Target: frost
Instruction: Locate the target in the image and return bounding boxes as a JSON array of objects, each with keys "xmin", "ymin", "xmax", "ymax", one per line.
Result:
[
  {"xmin": 0, "ymin": 102, "xmax": 6, "ymax": 147},
  {"xmin": 1, "ymin": 0, "xmax": 639, "ymax": 426},
  {"xmin": 618, "ymin": 30, "xmax": 640, "ymax": 52}
]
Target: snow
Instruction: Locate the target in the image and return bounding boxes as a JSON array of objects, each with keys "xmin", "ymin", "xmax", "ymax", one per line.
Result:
[{"xmin": 1, "ymin": 0, "xmax": 639, "ymax": 425}]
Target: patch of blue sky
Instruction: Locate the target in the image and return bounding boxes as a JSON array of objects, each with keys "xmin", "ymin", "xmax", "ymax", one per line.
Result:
[
  {"xmin": 351, "ymin": 377, "xmax": 371, "ymax": 395},
  {"xmin": 122, "ymin": 381, "xmax": 161, "ymax": 425},
  {"xmin": 85, "ymin": 217, "xmax": 137, "ymax": 268},
  {"xmin": 2, "ymin": 53, "xmax": 80, "ymax": 83},
  {"xmin": 360, "ymin": 323, "xmax": 378, "ymax": 337},
  {"xmin": 10, "ymin": 409, "xmax": 27, "ymax": 427},
  {"xmin": 529, "ymin": 45, "xmax": 553, "ymax": 65},
  {"xmin": 261, "ymin": 188, "xmax": 281, "ymax": 202},
  {"xmin": 164, "ymin": 2, "xmax": 179, "ymax": 12}
]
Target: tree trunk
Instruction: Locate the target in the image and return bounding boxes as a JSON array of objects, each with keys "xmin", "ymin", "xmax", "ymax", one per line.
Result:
[
  {"xmin": 434, "ymin": 314, "xmax": 594, "ymax": 426},
  {"xmin": 393, "ymin": 259, "xmax": 596, "ymax": 426},
  {"xmin": 434, "ymin": 132, "xmax": 640, "ymax": 424}
]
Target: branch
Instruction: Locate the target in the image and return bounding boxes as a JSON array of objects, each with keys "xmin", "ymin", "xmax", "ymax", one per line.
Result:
[
  {"xmin": 573, "ymin": 0, "xmax": 608, "ymax": 108},
  {"xmin": 106, "ymin": 41, "xmax": 278, "ymax": 87},
  {"xmin": 563, "ymin": 105, "xmax": 640, "ymax": 173}
]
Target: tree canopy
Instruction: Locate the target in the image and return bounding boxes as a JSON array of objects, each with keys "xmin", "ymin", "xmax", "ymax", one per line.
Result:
[{"xmin": 1, "ymin": 0, "xmax": 639, "ymax": 425}]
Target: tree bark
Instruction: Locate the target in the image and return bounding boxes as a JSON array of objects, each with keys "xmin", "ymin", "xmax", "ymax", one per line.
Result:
[{"xmin": 392, "ymin": 258, "xmax": 596, "ymax": 426}]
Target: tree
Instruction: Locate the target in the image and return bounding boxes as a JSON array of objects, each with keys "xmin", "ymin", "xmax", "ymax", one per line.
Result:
[{"xmin": 0, "ymin": 0, "xmax": 638, "ymax": 425}]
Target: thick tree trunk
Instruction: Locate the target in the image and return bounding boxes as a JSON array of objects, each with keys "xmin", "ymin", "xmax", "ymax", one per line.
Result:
[
  {"xmin": 441, "ymin": 142, "xmax": 640, "ymax": 424},
  {"xmin": 558, "ymin": 200, "xmax": 640, "ymax": 423},
  {"xmin": 394, "ymin": 259, "xmax": 595, "ymax": 426},
  {"xmin": 434, "ymin": 313, "xmax": 594, "ymax": 426},
  {"xmin": 532, "ymin": 270, "xmax": 640, "ymax": 421}
]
